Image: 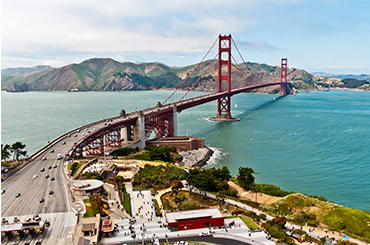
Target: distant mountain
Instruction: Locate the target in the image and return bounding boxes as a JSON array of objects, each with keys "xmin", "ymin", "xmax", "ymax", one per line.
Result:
[
  {"xmin": 2, "ymin": 59, "xmax": 369, "ymax": 92},
  {"xmin": 1, "ymin": 65, "xmax": 53, "ymax": 77},
  {"xmin": 312, "ymin": 72, "xmax": 370, "ymax": 82}
]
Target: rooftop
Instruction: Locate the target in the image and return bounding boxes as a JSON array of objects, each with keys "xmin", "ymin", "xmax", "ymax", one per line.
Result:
[
  {"xmin": 165, "ymin": 208, "xmax": 223, "ymax": 224},
  {"xmin": 72, "ymin": 179, "xmax": 103, "ymax": 191}
]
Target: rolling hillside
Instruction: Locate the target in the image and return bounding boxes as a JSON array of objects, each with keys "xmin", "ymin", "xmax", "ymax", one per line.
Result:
[{"xmin": 2, "ymin": 58, "xmax": 369, "ymax": 92}]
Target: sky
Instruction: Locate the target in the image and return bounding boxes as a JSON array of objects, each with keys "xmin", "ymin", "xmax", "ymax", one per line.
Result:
[{"xmin": 1, "ymin": 0, "xmax": 370, "ymax": 75}]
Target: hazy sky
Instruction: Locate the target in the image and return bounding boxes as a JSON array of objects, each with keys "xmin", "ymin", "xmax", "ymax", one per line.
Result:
[{"xmin": 1, "ymin": 0, "xmax": 370, "ymax": 74}]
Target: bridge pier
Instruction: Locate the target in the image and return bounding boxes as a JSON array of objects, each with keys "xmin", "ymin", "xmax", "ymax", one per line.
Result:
[
  {"xmin": 134, "ymin": 111, "xmax": 146, "ymax": 149},
  {"xmin": 172, "ymin": 102, "xmax": 178, "ymax": 136}
]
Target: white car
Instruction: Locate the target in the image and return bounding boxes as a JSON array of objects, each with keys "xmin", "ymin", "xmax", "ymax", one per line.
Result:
[
  {"xmin": 176, "ymin": 242, "xmax": 189, "ymax": 245},
  {"xmin": 199, "ymin": 231, "xmax": 211, "ymax": 237},
  {"xmin": 33, "ymin": 174, "xmax": 38, "ymax": 179}
]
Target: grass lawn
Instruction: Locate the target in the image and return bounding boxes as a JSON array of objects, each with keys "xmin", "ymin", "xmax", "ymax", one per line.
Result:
[
  {"xmin": 123, "ymin": 192, "xmax": 132, "ymax": 215},
  {"xmin": 83, "ymin": 199, "xmax": 95, "ymax": 218},
  {"xmin": 240, "ymin": 216, "xmax": 260, "ymax": 230}
]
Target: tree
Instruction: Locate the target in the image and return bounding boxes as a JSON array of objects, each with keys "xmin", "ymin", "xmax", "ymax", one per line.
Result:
[
  {"xmin": 173, "ymin": 193, "xmax": 186, "ymax": 209},
  {"xmin": 171, "ymin": 181, "xmax": 183, "ymax": 196},
  {"xmin": 1, "ymin": 144, "xmax": 11, "ymax": 161},
  {"xmin": 10, "ymin": 142, "xmax": 27, "ymax": 161},
  {"xmin": 216, "ymin": 193, "xmax": 227, "ymax": 210},
  {"xmin": 237, "ymin": 167, "xmax": 258, "ymax": 190}
]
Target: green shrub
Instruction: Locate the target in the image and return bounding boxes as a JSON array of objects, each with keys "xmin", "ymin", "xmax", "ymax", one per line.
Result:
[{"xmin": 89, "ymin": 195, "xmax": 100, "ymax": 215}]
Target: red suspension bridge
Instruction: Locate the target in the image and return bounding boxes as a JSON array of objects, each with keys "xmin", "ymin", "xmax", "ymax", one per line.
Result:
[{"xmin": 69, "ymin": 34, "xmax": 291, "ymax": 158}]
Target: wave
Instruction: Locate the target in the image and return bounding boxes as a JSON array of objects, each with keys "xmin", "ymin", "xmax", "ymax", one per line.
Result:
[{"xmin": 205, "ymin": 146, "xmax": 225, "ymax": 167}]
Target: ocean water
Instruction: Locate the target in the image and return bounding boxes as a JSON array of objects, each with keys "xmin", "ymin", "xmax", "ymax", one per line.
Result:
[{"xmin": 1, "ymin": 90, "xmax": 370, "ymax": 211}]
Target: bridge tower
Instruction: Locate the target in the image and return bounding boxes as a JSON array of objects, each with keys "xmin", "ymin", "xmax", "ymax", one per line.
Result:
[
  {"xmin": 209, "ymin": 34, "xmax": 239, "ymax": 121},
  {"xmin": 280, "ymin": 58, "xmax": 288, "ymax": 95}
]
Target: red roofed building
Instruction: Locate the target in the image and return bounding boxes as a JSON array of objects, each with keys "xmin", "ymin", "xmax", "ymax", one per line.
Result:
[
  {"xmin": 165, "ymin": 208, "xmax": 224, "ymax": 232},
  {"xmin": 100, "ymin": 219, "xmax": 114, "ymax": 237}
]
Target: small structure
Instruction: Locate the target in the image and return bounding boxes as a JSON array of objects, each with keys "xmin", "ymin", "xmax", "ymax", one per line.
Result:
[
  {"xmin": 81, "ymin": 223, "xmax": 96, "ymax": 236},
  {"xmin": 146, "ymin": 136, "xmax": 204, "ymax": 152},
  {"xmin": 99, "ymin": 166, "xmax": 114, "ymax": 180},
  {"xmin": 71, "ymin": 179, "xmax": 104, "ymax": 195},
  {"xmin": 165, "ymin": 208, "xmax": 224, "ymax": 232},
  {"xmin": 100, "ymin": 219, "xmax": 114, "ymax": 237}
]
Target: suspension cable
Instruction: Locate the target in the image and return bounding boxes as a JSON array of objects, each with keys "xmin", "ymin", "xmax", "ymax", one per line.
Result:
[{"xmin": 162, "ymin": 36, "xmax": 219, "ymax": 105}]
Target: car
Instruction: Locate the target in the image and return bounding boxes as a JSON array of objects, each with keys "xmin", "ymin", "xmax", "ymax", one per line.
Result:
[
  {"xmin": 13, "ymin": 217, "xmax": 20, "ymax": 222},
  {"xmin": 42, "ymin": 157, "xmax": 46, "ymax": 161},
  {"xmin": 62, "ymin": 141, "xmax": 66, "ymax": 145},
  {"xmin": 87, "ymin": 131, "xmax": 90, "ymax": 133},
  {"xmin": 176, "ymin": 242, "xmax": 189, "ymax": 245},
  {"xmin": 53, "ymin": 165, "xmax": 57, "ymax": 168},
  {"xmin": 33, "ymin": 174, "xmax": 38, "ymax": 179},
  {"xmin": 77, "ymin": 129, "xmax": 80, "ymax": 133},
  {"xmin": 33, "ymin": 214, "xmax": 41, "ymax": 221},
  {"xmin": 82, "ymin": 133, "xmax": 85, "ymax": 136},
  {"xmin": 49, "ymin": 190, "xmax": 54, "ymax": 195},
  {"xmin": 45, "ymin": 174, "xmax": 49, "ymax": 178},
  {"xmin": 75, "ymin": 135, "xmax": 78, "ymax": 137},
  {"xmin": 51, "ymin": 177, "xmax": 55, "ymax": 181},
  {"xmin": 1, "ymin": 190, "xmax": 5, "ymax": 195},
  {"xmin": 15, "ymin": 193, "xmax": 21, "ymax": 198},
  {"xmin": 199, "ymin": 231, "xmax": 212, "ymax": 237},
  {"xmin": 25, "ymin": 217, "xmax": 32, "ymax": 222},
  {"xmin": 84, "ymin": 128, "xmax": 87, "ymax": 131},
  {"xmin": 68, "ymin": 134, "xmax": 72, "ymax": 137},
  {"xmin": 48, "ymin": 166, "xmax": 52, "ymax": 169},
  {"xmin": 104, "ymin": 123, "xmax": 107, "ymax": 125},
  {"xmin": 40, "ymin": 168, "xmax": 45, "ymax": 172},
  {"xmin": 93, "ymin": 128, "xmax": 96, "ymax": 131},
  {"xmin": 39, "ymin": 198, "xmax": 44, "ymax": 203},
  {"xmin": 51, "ymin": 149, "xmax": 54, "ymax": 153}
]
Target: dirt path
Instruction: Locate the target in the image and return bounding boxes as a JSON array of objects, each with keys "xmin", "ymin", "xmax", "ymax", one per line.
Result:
[{"xmin": 227, "ymin": 181, "xmax": 282, "ymax": 205}]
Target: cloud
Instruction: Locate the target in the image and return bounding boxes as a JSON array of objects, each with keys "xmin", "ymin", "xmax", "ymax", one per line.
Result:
[{"xmin": 236, "ymin": 40, "xmax": 280, "ymax": 51}]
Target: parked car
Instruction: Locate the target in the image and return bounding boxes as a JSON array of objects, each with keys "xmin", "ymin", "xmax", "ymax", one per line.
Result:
[
  {"xmin": 39, "ymin": 198, "xmax": 44, "ymax": 203},
  {"xmin": 49, "ymin": 190, "xmax": 54, "ymax": 195},
  {"xmin": 40, "ymin": 168, "xmax": 45, "ymax": 172},
  {"xmin": 15, "ymin": 193, "xmax": 21, "ymax": 198},
  {"xmin": 42, "ymin": 157, "xmax": 46, "ymax": 161},
  {"xmin": 199, "ymin": 231, "xmax": 212, "ymax": 237},
  {"xmin": 33, "ymin": 174, "xmax": 38, "ymax": 179},
  {"xmin": 51, "ymin": 177, "xmax": 55, "ymax": 181}
]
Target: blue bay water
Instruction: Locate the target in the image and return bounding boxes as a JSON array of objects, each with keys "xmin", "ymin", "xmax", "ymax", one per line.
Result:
[{"xmin": 1, "ymin": 90, "xmax": 370, "ymax": 211}]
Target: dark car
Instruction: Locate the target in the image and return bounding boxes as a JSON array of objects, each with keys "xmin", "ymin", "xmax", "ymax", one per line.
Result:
[
  {"xmin": 45, "ymin": 174, "xmax": 49, "ymax": 178},
  {"xmin": 40, "ymin": 168, "xmax": 45, "ymax": 172},
  {"xmin": 48, "ymin": 166, "xmax": 52, "ymax": 169},
  {"xmin": 51, "ymin": 149, "xmax": 54, "ymax": 153},
  {"xmin": 49, "ymin": 190, "xmax": 54, "ymax": 195},
  {"xmin": 15, "ymin": 193, "xmax": 21, "ymax": 198},
  {"xmin": 62, "ymin": 141, "xmax": 66, "ymax": 145},
  {"xmin": 53, "ymin": 165, "xmax": 57, "ymax": 168},
  {"xmin": 51, "ymin": 177, "xmax": 55, "ymax": 181},
  {"xmin": 39, "ymin": 198, "xmax": 44, "ymax": 203}
]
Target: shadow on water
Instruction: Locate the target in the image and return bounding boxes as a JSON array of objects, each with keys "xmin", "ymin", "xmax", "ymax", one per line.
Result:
[
  {"xmin": 237, "ymin": 94, "xmax": 288, "ymax": 120},
  {"xmin": 194, "ymin": 94, "xmax": 288, "ymax": 137}
]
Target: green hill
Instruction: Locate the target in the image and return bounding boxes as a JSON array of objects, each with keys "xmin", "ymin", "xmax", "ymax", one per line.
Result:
[{"xmin": 2, "ymin": 58, "xmax": 369, "ymax": 92}]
